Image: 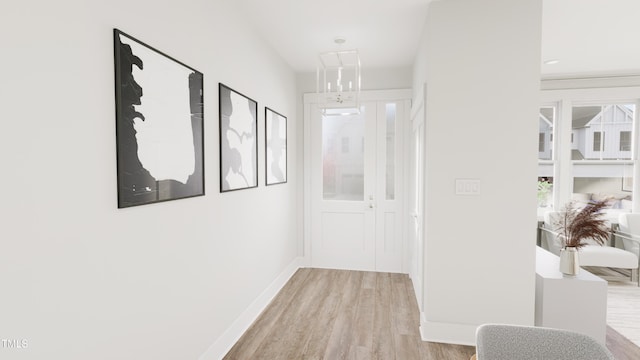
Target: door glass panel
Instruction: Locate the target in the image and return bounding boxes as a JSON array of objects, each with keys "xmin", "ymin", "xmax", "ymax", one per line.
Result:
[
  {"xmin": 386, "ymin": 103, "xmax": 396, "ymax": 200},
  {"xmin": 322, "ymin": 108, "xmax": 365, "ymax": 200}
]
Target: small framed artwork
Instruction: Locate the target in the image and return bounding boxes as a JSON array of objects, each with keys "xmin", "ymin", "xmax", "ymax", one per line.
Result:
[
  {"xmin": 113, "ymin": 29, "xmax": 204, "ymax": 208},
  {"xmin": 265, "ymin": 107, "xmax": 287, "ymax": 185},
  {"xmin": 219, "ymin": 83, "xmax": 258, "ymax": 192}
]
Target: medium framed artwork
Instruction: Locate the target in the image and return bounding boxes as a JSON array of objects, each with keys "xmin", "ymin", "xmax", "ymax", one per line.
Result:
[
  {"xmin": 265, "ymin": 107, "xmax": 287, "ymax": 185},
  {"xmin": 219, "ymin": 83, "xmax": 258, "ymax": 192},
  {"xmin": 113, "ymin": 29, "xmax": 204, "ymax": 208}
]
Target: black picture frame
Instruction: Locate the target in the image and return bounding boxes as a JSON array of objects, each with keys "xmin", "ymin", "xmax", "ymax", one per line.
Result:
[
  {"xmin": 113, "ymin": 29, "xmax": 204, "ymax": 208},
  {"xmin": 265, "ymin": 107, "xmax": 287, "ymax": 186},
  {"xmin": 218, "ymin": 83, "xmax": 258, "ymax": 192}
]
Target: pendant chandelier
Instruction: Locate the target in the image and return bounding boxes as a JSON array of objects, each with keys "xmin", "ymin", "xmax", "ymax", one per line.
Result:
[{"xmin": 316, "ymin": 49, "xmax": 361, "ymax": 115}]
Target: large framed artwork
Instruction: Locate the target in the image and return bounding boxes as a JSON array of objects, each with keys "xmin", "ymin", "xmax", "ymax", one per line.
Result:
[
  {"xmin": 113, "ymin": 29, "xmax": 204, "ymax": 208},
  {"xmin": 219, "ymin": 83, "xmax": 258, "ymax": 192},
  {"xmin": 265, "ymin": 107, "xmax": 287, "ymax": 186}
]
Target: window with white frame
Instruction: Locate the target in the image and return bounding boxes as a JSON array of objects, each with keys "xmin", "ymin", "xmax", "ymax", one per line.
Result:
[
  {"xmin": 571, "ymin": 104, "xmax": 634, "ymax": 210},
  {"xmin": 538, "ymin": 107, "xmax": 555, "ymax": 208}
]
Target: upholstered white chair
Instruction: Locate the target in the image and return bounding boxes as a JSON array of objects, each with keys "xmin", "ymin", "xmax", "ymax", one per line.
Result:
[
  {"xmin": 541, "ymin": 211, "xmax": 639, "ymax": 284},
  {"xmin": 475, "ymin": 324, "xmax": 615, "ymax": 360},
  {"xmin": 541, "ymin": 211, "xmax": 564, "ymax": 255},
  {"xmin": 615, "ymin": 213, "xmax": 640, "ymax": 285}
]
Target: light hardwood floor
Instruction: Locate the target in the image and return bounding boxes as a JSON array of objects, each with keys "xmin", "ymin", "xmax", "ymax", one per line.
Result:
[
  {"xmin": 224, "ymin": 268, "xmax": 640, "ymax": 360},
  {"xmin": 585, "ymin": 265, "xmax": 640, "ymax": 360}
]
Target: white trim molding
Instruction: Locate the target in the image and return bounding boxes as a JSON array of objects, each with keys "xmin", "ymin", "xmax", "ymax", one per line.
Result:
[
  {"xmin": 419, "ymin": 314, "xmax": 478, "ymax": 346},
  {"xmin": 198, "ymin": 257, "xmax": 304, "ymax": 360}
]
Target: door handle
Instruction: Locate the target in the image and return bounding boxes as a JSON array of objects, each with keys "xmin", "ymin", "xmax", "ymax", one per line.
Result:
[{"xmin": 369, "ymin": 203, "xmax": 374, "ymax": 209}]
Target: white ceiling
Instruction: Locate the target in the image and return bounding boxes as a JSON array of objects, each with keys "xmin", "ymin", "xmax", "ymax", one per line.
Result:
[
  {"xmin": 235, "ymin": 0, "xmax": 431, "ymax": 72},
  {"xmin": 237, "ymin": 0, "xmax": 640, "ymax": 78},
  {"xmin": 541, "ymin": 0, "xmax": 640, "ymax": 78}
]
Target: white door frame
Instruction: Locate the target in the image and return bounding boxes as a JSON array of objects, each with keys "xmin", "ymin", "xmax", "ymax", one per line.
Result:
[
  {"xmin": 408, "ymin": 83, "xmax": 426, "ymax": 310},
  {"xmin": 303, "ymin": 89, "xmax": 412, "ymax": 270}
]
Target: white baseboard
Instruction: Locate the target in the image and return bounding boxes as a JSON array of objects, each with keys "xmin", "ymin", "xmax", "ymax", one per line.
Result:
[
  {"xmin": 408, "ymin": 275, "xmax": 477, "ymax": 347},
  {"xmin": 198, "ymin": 257, "xmax": 304, "ymax": 360},
  {"xmin": 419, "ymin": 315, "xmax": 478, "ymax": 347}
]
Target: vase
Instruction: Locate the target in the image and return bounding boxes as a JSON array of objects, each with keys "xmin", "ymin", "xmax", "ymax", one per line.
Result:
[{"xmin": 559, "ymin": 246, "xmax": 579, "ymax": 276}]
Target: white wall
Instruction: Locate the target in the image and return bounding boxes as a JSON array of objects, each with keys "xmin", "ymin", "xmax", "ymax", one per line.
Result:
[
  {"xmin": 412, "ymin": 0, "xmax": 542, "ymax": 344},
  {"xmin": 0, "ymin": 1, "xmax": 298, "ymax": 359}
]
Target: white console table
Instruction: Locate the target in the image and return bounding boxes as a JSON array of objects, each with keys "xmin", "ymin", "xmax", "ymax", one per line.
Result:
[{"xmin": 535, "ymin": 246, "xmax": 608, "ymax": 344}]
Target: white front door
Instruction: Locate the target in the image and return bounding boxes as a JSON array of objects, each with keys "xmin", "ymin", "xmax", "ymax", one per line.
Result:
[{"xmin": 306, "ymin": 91, "xmax": 408, "ymax": 272}]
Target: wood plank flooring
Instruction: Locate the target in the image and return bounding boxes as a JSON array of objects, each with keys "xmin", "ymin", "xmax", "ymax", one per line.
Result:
[
  {"xmin": 224, "ymin": 268, "xmax": 640, "ymax": 360},
  {"xmin": 224, "ymin": 268, "xmax": 472, "ymax": 359},
  {"xmin": 584, "ymin": 266, "xmax": 640, "ymax": 360}
]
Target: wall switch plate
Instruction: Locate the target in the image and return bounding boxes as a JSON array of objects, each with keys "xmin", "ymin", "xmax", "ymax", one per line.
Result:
[{"xmin": 455, "ymin": 179, "xmax": 481, "ymax": 195}]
